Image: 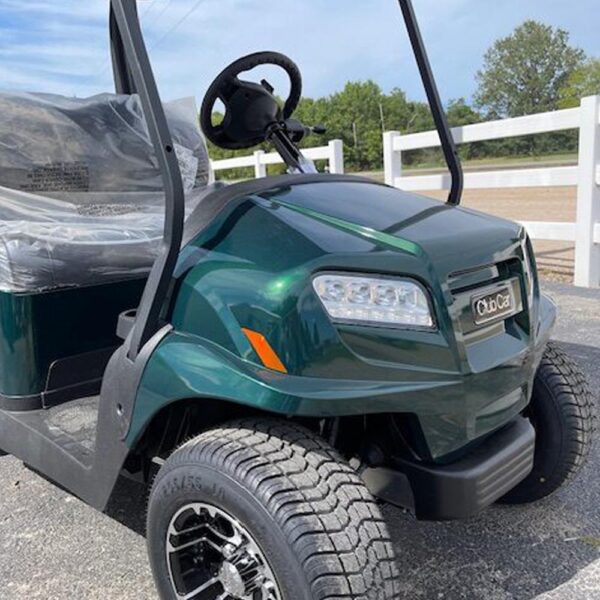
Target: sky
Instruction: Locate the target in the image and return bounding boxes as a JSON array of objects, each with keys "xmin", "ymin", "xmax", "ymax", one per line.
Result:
[{"xmin": 0, "ymin": 0, "xmax": 597, "ymax": 106}]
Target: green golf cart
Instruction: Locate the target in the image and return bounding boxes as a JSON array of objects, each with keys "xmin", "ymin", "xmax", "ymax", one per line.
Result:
[{"xmin": 0, "ymin": 1, "xmax": 595, "ymax": 598}]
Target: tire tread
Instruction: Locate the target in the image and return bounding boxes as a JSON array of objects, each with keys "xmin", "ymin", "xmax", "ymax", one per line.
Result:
[{"xmin": 502, "ymin": 342, "xmax": 596, "ymax": 503}]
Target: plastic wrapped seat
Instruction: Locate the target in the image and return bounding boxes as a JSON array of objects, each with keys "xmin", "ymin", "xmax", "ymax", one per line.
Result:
[{"xmin": 0, "ymin": 92, "xmax": 210, "ymax": 293}]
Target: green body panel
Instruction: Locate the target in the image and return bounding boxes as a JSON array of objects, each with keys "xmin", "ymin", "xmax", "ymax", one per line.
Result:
[
  {"xmin": 0, "ymin": 279, "xmax": 145, "ymax": 397},
  {"xmin": 126, "ymin": 179, "xmax": 555, "ymax": 459}
]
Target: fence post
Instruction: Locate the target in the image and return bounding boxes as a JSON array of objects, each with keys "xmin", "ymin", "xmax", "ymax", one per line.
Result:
[
  {"xmin": 328, "ymin": 139, "xmax": 344, "ymax": 174},
  {"xmin": 253, "ymin": 150, "xmax": 267, "ymax": 178},
  {"xmin": 383, "ymin": 131, "xmax": 401, "ymax": 187},
  {"xmin": 574, "ymin": 95, "xmax": 600, "ymax": 288}
]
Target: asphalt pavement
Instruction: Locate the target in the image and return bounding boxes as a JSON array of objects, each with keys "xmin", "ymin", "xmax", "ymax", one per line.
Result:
[{"xmin": 0, "ymin": 281, "xmax": 598, "ymax": 599}]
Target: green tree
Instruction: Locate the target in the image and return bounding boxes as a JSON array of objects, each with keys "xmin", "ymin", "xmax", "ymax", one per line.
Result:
[
  {"xmin": 445, "ymin": 98, "xmax": 486, "ymax": 160},
  {"xmin": 446, "ymin": 98, "xmax": 481, "ymax": 126},
  {"xmin": 381, "ymin": 88, "xmax": 428, "ymax": 133},
  {"xmin": 558, "ymin": 58, "xmax": 600, "ymax": 108},
  {"xmin": 294, "ymin": 81, "xmax": 414, "ymax": 172},
  {"xmin": 475, "ymin": 21, "xmax": 584, "ymax": 118},
  {"xmin": 325, "ymin": 81, "xmax": 386, "ymax": 171}
]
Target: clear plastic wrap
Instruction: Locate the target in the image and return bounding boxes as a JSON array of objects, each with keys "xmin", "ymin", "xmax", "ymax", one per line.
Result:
[{"xmin": 0, "ymin": 92, "xmax": 210, "ymax": 293}]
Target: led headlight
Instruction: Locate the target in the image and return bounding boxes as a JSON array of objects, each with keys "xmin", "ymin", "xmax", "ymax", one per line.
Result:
[{"xmin": 312, "ymin": 274, "xmax": 434, "ymax": 328}]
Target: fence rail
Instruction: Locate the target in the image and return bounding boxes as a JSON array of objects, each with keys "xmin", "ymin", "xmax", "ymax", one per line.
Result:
[
  {"xmin": 210, "ymin": 139, "xmax": 344, "ymax": 179},
  {"xmin": 384, "ymin": 95, "xmax": 600, "ymax": 288}
]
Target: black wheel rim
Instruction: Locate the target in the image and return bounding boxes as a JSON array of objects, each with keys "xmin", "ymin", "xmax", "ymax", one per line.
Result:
[{"xmin": 166, "ymin": 502, "xmax": 281, "ymax": 600}]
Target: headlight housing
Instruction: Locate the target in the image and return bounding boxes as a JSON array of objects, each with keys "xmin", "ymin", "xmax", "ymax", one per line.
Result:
[{"xmin": 312, "ymin": 274, "xmax": 435, "ymax": 329}]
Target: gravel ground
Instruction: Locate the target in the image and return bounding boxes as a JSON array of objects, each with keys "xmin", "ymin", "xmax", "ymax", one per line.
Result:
[{"xmin": 0, "ymin": 281, "xmax": 598, "ymax": 600}]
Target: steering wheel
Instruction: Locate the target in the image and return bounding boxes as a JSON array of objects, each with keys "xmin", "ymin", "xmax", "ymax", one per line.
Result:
[{"xmin": 200, "ymin": 51, "xmax": 302, "ymax": 150}]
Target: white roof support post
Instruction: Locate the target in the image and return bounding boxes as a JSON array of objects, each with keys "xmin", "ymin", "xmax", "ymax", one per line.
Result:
[{"xmin": 574, "ymin": 95, "xmax": 600, "ymax": 288}]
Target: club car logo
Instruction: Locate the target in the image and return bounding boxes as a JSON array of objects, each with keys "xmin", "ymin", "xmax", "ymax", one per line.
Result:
[{"xmin": 472, "ymin": 287, "xmax": 514, "ymax": 325}]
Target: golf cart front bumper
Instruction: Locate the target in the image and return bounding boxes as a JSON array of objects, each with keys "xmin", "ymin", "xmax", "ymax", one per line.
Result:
[{"xmin": 362, "ymin": 416, "xmax": 535, "ymax": 520}]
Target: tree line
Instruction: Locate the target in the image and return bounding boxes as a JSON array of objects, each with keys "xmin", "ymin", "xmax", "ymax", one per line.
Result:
[{"xmin": 209, "ymin": 21, "xmax": 600, "ymax": 174}]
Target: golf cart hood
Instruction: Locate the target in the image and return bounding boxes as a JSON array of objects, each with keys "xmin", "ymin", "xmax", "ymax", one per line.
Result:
[
  {"xmin": 259, "ymin": 178, "xmax": 524, "ymax": 277},
  {"xmin": 180, "ymin": 176, "xmax": 527, "ymax": 296}
]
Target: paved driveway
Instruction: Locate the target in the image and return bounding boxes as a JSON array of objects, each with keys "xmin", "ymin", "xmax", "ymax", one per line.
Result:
[{"xmin": 0, "ymin": 282, "xmax": 598, "ymax": 599}]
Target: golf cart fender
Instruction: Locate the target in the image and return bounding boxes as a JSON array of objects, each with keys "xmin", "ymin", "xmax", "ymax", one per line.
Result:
[
  {"xmin": 126, "ymin": 294, "xmax": 558, "ymax": 450},
  {"xmin": 125, "ymin": 329, "xmax": 459, "ymax": 448},
  {"xmin": 519, "ymin": 291, "xmax": 556, "ymax": 393},
  {"xmin": 536, "ymin": 292, "xmax": 557, "ymax": 348},
  {"xmin": 126, "ymin": 331, "xmax": 304, "ymax": 449},
  {"xmin": 525, "ymin": 291, "xmax": 557, "ymax": 374}
]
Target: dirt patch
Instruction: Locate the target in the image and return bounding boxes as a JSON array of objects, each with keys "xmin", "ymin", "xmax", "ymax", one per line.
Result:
[{"xmin": 424, "ymin": 186, "xmax": 577, "ymax": 282}]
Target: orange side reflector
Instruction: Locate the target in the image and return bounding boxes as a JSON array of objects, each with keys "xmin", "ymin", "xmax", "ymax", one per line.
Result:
[{"xmin": 241, "ymin": 328, "xmax": 288, "ymax": 374}]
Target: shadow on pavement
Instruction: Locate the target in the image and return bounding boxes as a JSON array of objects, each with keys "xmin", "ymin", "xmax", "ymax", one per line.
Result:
[{"xmin": 105, "ymin": 476, "xmax": 148, "ymax": 537}]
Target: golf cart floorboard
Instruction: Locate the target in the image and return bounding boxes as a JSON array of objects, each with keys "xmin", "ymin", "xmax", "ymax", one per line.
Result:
[{"xmin": 0, "ymin": 395, "xmax": 99, "ymax": 468}]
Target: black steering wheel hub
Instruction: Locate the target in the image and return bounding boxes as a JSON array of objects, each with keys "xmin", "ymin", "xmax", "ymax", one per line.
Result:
[{"xmin": 200, "ymin": 51, "xmax": 302, "ymax": 150}]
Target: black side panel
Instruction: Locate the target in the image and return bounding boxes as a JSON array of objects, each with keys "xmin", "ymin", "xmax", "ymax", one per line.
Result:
[
  {"xmin": 0, "ymin": 393, "xmax": 42, "ymax": 412},
  {"xmin": 0, "ymin": 405, "xmax": 96, "ymax": 479},
  {"xmin": 0, "ymin": 326, "xmax": 170, "ymax": 510},
  {"xmin": 0, "ymin": 348, "xmax": 119, "ymax": 412},
  {"xmin": 83, "ymin": 324, "xmax": 172, "ymax": 509},
  {"xmin": 43, "ymin": 347, "xmax": 117, "ymax": 408}
]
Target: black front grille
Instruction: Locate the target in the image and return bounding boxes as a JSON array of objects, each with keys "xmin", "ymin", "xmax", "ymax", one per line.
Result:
[
  {"xmin": 448, "ymin": 258, "xmax": 529, "ymax": 341},
  {"xmin": 447, "ymin": 263, "xmax": 500, "ymax": 293}
]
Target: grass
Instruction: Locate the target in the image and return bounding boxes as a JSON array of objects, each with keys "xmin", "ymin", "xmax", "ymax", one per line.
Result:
[{"xmin": 411, "ymin": 152, "xmax": 576, "ymax": 170}]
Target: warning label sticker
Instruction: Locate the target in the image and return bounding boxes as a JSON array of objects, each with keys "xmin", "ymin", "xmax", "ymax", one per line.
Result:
[{"xmin": 21, "ymin": 162, "xmax": 90, "ymax": 192}]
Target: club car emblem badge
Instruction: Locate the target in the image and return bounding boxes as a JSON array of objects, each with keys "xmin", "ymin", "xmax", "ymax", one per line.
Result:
[{"xmin": 471, "ymin": 286, "xmax": 515, "ymax": 325}]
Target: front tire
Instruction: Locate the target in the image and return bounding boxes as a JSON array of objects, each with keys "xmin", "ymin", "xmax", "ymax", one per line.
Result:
[
  {"xmin": 147, "ymin": 418, "xmax": 399, "ymax": 599},
  {"xmin": 501, "ymin": 342, "xmax": 596, "ymax": 504}
]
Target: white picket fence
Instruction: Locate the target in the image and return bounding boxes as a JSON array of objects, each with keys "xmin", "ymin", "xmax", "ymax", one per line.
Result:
[
  {"xmin": 384, "ymin": 95, "xmax": 600, "ymax": 288},
  {"xmin": 210, "ymin": 139, "xmax": 344, "ymax": 179}
]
